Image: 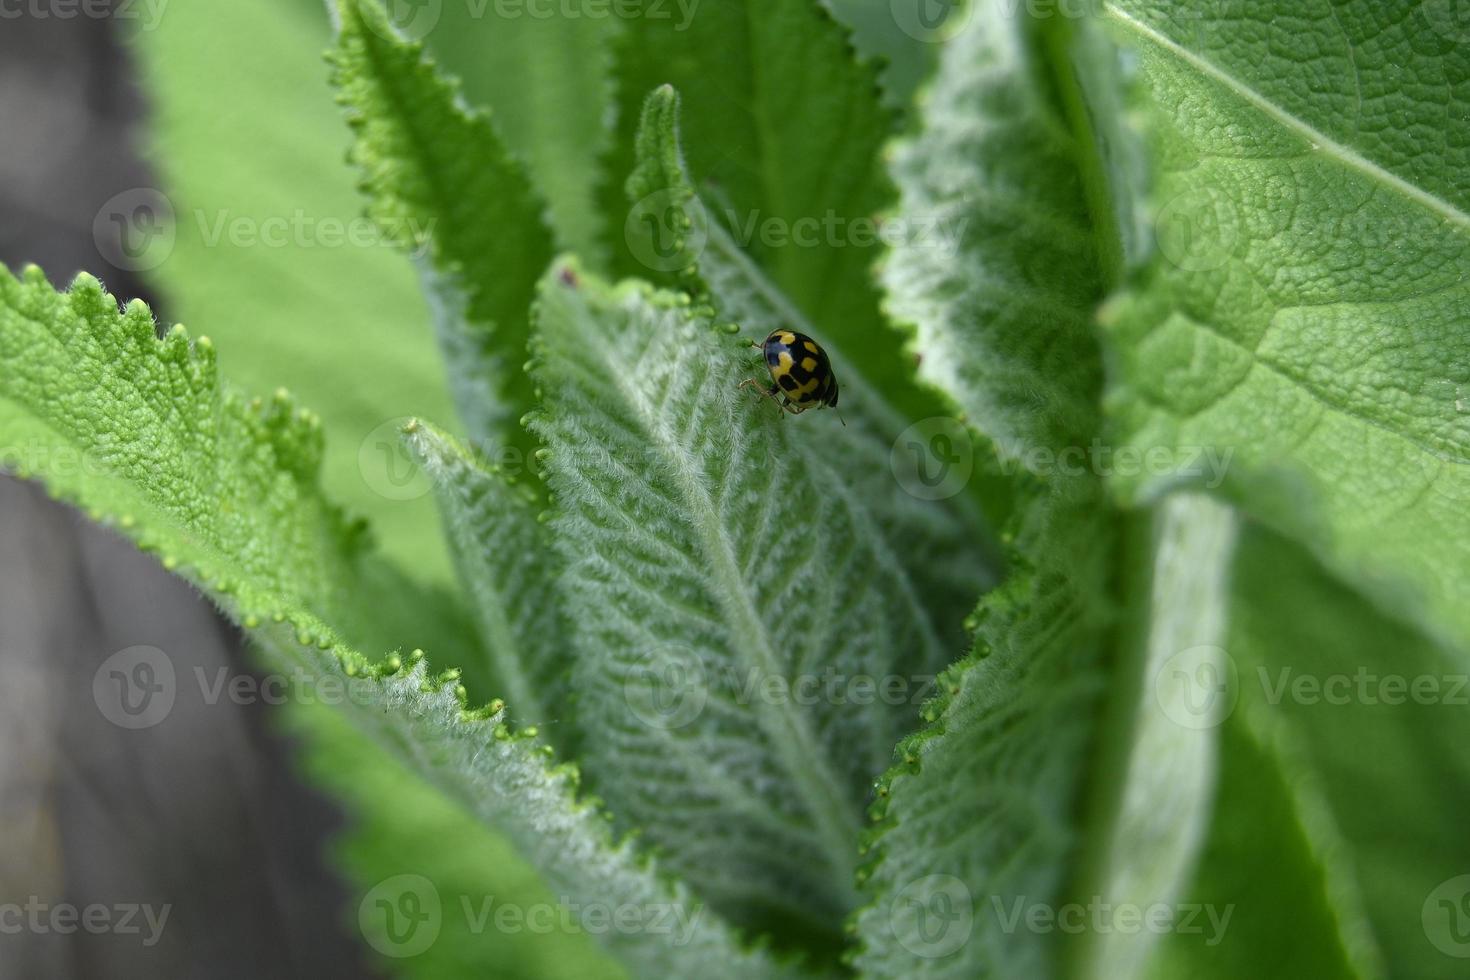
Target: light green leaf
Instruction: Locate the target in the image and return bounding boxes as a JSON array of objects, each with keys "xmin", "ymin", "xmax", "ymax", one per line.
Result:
[
  {"xmin": 877, "ymin": 0, "xmax": 1109, "ymax": 467},
  {"xmin": 403, "ymin": 421, "xmax": 568, "ymax": 733},
  {"xmin": 1066, "ymin": 494, "xmax": 1237, "ymax": 980},
  {"xmin": 625, "ymin": 84, "xmax": 998, "ymax": 670},
  {"xmin": 1098, "ymin": 0, "xmax": 1470, "ymax": 655},
  {"xmin": 423, "ymin": 1, "xmax": 616, "ymax": 260},
  {"xmin": 330, "ymin": 0, "xmax": 555, "ymax": 457},
  {"xmin": 599, "ymin": 0, "xmax": 929, "ymax": 413},
  {"xmin": 851, "ymin": 479, "xmax": 1117, "ymax": 979},
  {"xmin": 132, "ymin": 0, "xmax": 456, "ymax": 580},
  {"xmin": 0, "ymin": 266, "xmax": 807, "ymax": 980},
  {"xmin": 1191, "ymin": 523, "xmax": 1470, "ymax": 979},
  {"xmin": 528, "ymin": 261, "xmax": 964, "ymax": 948},
  {"xmin": 1141, "ymin": 709, "xmax": 1375, "ymax": 980},
  {"xmin": 851, "ymin": 7, "xmax": 1230, "ymax": 978}
]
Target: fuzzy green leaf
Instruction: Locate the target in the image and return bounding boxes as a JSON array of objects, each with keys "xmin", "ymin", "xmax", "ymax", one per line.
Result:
[
  {"xmin": 1098, "ymin": 0, "xmax": 1470, "ymax": 655},
  {"xmin": 528, "ymin": 262, "xmax": 970, "ymax": 949},
  {"xmin": 330, "ymin": 0, "xmax": 555, "ymax": 456},
  {"xmin": 420, "ymin": 1, "xmax": 616, "ymax": 260},
  {"xmin": 599, "ymin": 0, "xmax": 931, "ymax": 413},
  {"xmin": 0, "ymin": 266, "xmax": 809, "ymax": 980},
  {"xmin": 1173, "ymin": 524, "xmax": 1470, "ymax": 979},
  {"xmin": 850, "ymin": 7, "xmax": 1229, "ymax": 978},
  {"xmin": 624, "ymin": 84, "xmax": 998, "ymax": 671},
  {"xmin": 403, "ymin": 421, "xmax": 569, "ymax": 733}
]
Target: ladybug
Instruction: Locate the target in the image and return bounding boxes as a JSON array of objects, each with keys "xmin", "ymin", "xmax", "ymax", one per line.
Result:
[{"xmin": 739, "ymin": 329, "xmax": 843, "ymax": 421}]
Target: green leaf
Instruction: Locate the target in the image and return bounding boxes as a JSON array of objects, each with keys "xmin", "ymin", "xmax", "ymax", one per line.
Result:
[
  {"xmin": 851, "ymin": 480, "xmax": 1117, "ymax": 979},
  {"xmin": 403, "ymin": 421, "xmax": 568, "ymax": 733},
  {"xmin": 1097, "ymin": 0, "xmax": 1470, "ymax": 655},
  {"xmin": 850, "ymin": 8, "xmax": 1234, "ymax": 978},
  {"xmin": 330, "ymin": 0, "xmax": 555, "ymax": 458},
  {"xmin": 133, "ymin": 0, "xmax": 457, "ymax": 581},
  {"xmin": 1064, "ymin": 494, "xmax": 1238, "ymax": 980},
  {"xmin": 877, "ymin": 0, "xmax": 1109, "ymax": 467},
  {"xmin": 625, "ymin": 84, "xmax": 998, "ymax": 669},
  {"xmin": 528, "ymin": 261, "xmax": 965, "ymax": 947},
  {"xmin": 0, "ymin": 266, "xmax": 805, "ymax": 980},
  {"xmin": 599, "ymin": 0, "xmax": 927, "ymax": 413},
  {"xmin": 420, "ymin": 1, "xmax": 616, "ymax": 261},
  {"xmin": 1141, "ymin": 711, "xmax": 1374, "ymax": 980},
  {"xmin": 1200, "ymin": 523, "xmax": 1470, "ymax": 979}
]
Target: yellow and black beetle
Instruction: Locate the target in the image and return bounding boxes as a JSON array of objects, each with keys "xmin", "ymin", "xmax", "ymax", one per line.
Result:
[{"xmin": 739, "ymin": 329, "xmax": 842, "ymax": 421}]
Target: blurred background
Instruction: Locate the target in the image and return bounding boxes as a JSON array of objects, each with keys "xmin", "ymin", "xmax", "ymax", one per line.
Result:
[{"xmin": 0, "ymin": 8, "xmax": 373, "ymax": 978}]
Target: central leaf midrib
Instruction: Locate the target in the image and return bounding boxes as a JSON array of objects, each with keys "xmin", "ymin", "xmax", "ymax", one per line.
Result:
[
  {"xmin": 1102, "ymin": 2, "xmax": 1470, "ymax": 230},
  {"xmin": 596, "ymin": 307, "xmax": 863, "ymax": 903}
]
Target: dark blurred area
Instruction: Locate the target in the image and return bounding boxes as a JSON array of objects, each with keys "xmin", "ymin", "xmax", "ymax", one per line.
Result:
[{"xmin": 0, "ymin": 8, "xmax": 372, "ymax": 978}]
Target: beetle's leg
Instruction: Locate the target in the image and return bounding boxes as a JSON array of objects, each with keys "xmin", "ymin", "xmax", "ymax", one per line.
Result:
[{"xmin": 738, "ymin": 378, "xmax": 786, "ymax": 419}]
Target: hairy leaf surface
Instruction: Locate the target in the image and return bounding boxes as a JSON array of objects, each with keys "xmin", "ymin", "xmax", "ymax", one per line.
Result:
[
  {"xmin": 624, "ymin": 85, "xmax": 998, "ymax": 673},
  {"xmin": 331, "ymin": 0, "xmax": 555, "ymax": 457},
  {"xmin": 0, "ymin": 266, "xmax": 807, "ymax": 980},
  {"xmin": 529, "ymin": 263, "xmax": 960, "ymax": 945},
  {"xmin": 1099, "ymin": 0, "xmax": 1470, "ymax": 655},
  {"xmin": 599, "ymin": 0, "xmax": 928, "ymax": 412}
]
